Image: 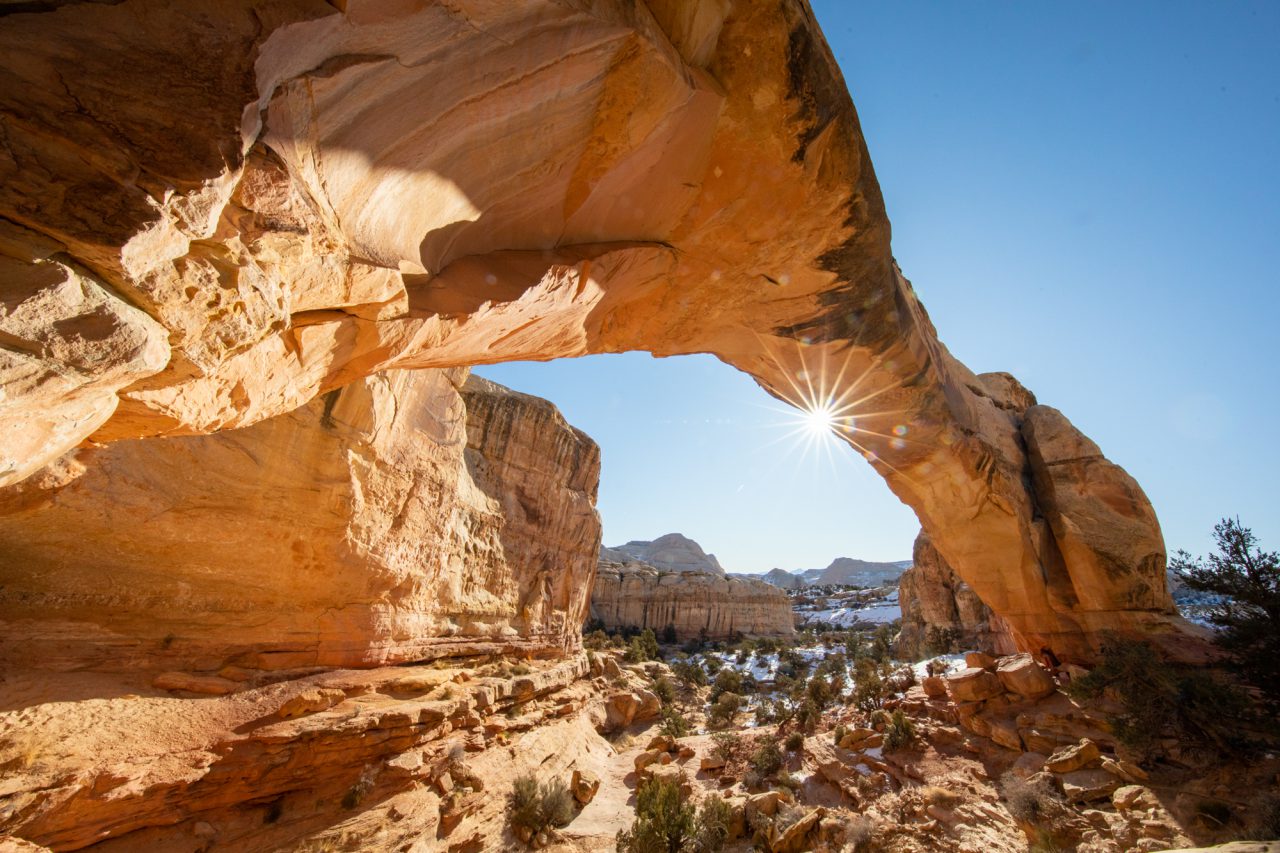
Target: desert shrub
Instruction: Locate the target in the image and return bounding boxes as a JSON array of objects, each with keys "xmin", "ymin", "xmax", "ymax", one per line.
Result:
[
  {"xmin": 925, "ymin": 657, "xmax": 949, "ymax": 677},
  {"xmin": 794, "ymin": 697, "xmax": 821, "ymax": 733},
  {"xmin": 709, "ymin": 668, "xmax": 742, "ymax": 702},
  {"xmin": 845, "ymin": 815, "xmax": 876, "ymax": 851},
  {"xmin": 652, "ymin": 676, "xmax": 676, "ymax": 706},
  {"xmin": 702, "ymin": 655, "xmax": 723, "ymax": 676},
  {"xmin": 661, "ymin": 623, "xmax": 678, "ymax": 645},
  {"xmin": 510, "ymin": 774, "xmax": 574, "ymax": 837},
  {"xmin": 925, "ymin": 625, "xmax": 962, "ymax": 657},
  {"xmin": 749, "ymin": 740, "xmax": 782, "ymax": 778},
  {"xmin": 659, "ymin": 706, "xmax": 691, "ymax": 739},
  {"xmin": 853, "ymin": 658, "xmax": 887, "ymax": 711},
  {"xmin": 711, "ymin": 731, "xmax": 742, "ymax": 762},
  {"xmin": 998, "ymin": 772, "xmax": 1062, "ymax": 825},
  {"xmin": 692, "ymin": 794, "xmax": 732, "ymax": 852},
  {"xmin": 625, "ymin": 629, "xmax": 660, "ymax": 663},
  {"xmin": 670, "ymin": 657, "xmax": 708, "ymax": 688},
  {"xmin": 707, "ymin": 692, "xmax": 742, "ymax": 727},
  {"xmin": 511, "ymin": 663, "xmax": 532, "ymax": 676},
  {"xmin": 883, "ymin": 710, "xmax": 917, "ymax": 751},
  {"xmin": 753, "ymin": 702, "xmax": 775, "ymax": 727},
  {"xmin": 868, "ymin": 709, "xmax": 889, "ymax": 730},
  {"xmin": 616, "ymin": 776, "xmax": 696, "ymax": 853},
  {"xmin": 584, "ymin": 629, "xmax": 613, "ymax": 651},
  {"xmin": 775, "ymin": 770, "xmax": 800, "ymax": 791},
  {"xmin": 833, "ymin": 724, "xmax": 848, "ymax": 744},
  {"xmin": 1068, "ymin": 638, "xmax": 1252, "ymax": 759},
  {"xmin": 784, "ymin": 731, "xmax": 805, "ymax": 752},
  {"xmin": 1172, "ymin": 518, "xmax": 1280, "ymax": 703},
  {"xmin": 341, "ymin": 766, "xmax": 377, "ymax": 809}
]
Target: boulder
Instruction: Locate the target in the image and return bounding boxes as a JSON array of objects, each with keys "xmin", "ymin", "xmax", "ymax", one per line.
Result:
[
  {"xmin": 945, "ymin": 667, "xmax": 1005, "ymax": 702},
  {"xmin": 635, "ymin": 750, "xmax": 664, "ymax": 774},
  {"xmin": 1046, "ymin": 739, "xmax": 1102, "ymax": 774},
  {"xmin": 571, "ymin": 769, "xmax": 600, "ymax": 805},
  {"xmin": 965, "ymin": 652, "xmax": 998, "ymax": 670},
  {"xmin": 699, "ymin": 754, "xmax": 726, "ymax": 772},
  {"xmin": 605, "ymin": 692, "xmax": 643, "ymax": 731},
  {"xmin": 1100, "ymin": 755, "xmax": 1148, "ymax": 783},
  {"xmin": 746, "ymin": 791, "xmax": 784, "ymax": 820},
  {"xmin": 1060, "ymin": 768, "xmax": 1120, "ymax": 803},
  {"xmin": 647, "ymin": 735, "xmax": 675, "ymax": 753},
  {"xmin": 996, "ymin": 654, "xmax": 1056, "ymax": 700},
  {"xmin": 838, "ymin": 728, "xmax": 878, "ymax": 750},
  {"xmin": 772, "ymin": 808, "xmax": 824, "ymax": 853},
  {"xmin": 1010, "ymin": 752, "xmax": 1048, "ymax": 780},
  {"xmin": 921, "ymin": 676, "xmax": 948, "ymax": 698}
]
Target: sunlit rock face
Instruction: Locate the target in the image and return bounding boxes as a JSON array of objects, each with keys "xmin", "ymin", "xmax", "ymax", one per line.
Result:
[
  {"xmin": 601, "ymin": 533, "xmax": 726, "ymax": 576},
  {"xmin": 0, "ymin": 371, "xmax": 600, "ymax": 672},
  {"xmin": 591, "ymin": 561, "xmax": 794, "ymax": 641},
  {"xmin": 0, "ymin": 0, "xmax": 1191, "ymax": 659},
  {"xmin": 896, "ymin": 530, "xmax": 1017, "ymax": 661}
]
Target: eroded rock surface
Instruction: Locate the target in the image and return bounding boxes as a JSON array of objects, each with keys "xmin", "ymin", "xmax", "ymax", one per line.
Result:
[
  {"xmin": 0, "ymin": 0, "xmax": 1191, "ymax": 657},
  {"xmin": 897, "ymin": 529, "xmax": 1017, "ymax": 660},
  {"xmin": 0, "ymin": 370, "xmax": 600, "ymax": 673},
  {"xmin": 591, "ymin": 560, "xmax": 794, "ymax": 640}
]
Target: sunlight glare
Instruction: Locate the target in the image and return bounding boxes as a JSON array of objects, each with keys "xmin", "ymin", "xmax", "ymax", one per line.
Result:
[{"xmin": 803, "ymin": 403, "xmax": 838, "ymax": 437}]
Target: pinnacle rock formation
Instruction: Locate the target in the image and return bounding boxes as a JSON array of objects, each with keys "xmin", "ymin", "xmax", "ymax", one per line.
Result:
[
  {"xmin": 591, "ymin": 561, "xmax": 794, "ymax": 641},
  {"xmin": 600, "ymin": 532, "xmax": 725, "ymax": 575},
  {"xmin": 0, "ymin": 370, "xmax": 600, "ymax": 674},
  {"xmin": 0, "ymin": 0, "xmax": 1192, "ymax": 659},
  {"xmin": 896, "ymin": 530, "xmax": 1017, "ymax": 661}
]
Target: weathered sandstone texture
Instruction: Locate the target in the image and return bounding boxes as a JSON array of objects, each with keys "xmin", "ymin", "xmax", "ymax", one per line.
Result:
[
  {"xmin": 0, "ymin": 370, "xmax": 600, "ymax": 672},
  {"xmin": 0, "ymin": 0, "xmax": 1189, "ymax": 658},
  {"xmin": 601, "ymin": 532, "xmax": 725, "ymax": 575},
  {"xmin": 591, "ymin": 561, "xmax": 794, "ymax": 640},
  {"xmin": 897, "ymin": 529, "xmax": 1017, "ymax": 660}
]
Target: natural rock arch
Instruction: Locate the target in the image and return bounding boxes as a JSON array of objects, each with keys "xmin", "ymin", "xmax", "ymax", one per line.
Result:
[{"xmin": 0, "ymin": 0, "xmax": 1190, "ymax": 659}]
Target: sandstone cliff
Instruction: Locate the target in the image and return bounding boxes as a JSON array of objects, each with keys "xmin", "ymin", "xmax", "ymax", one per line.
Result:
[
  {"xmin": 0, "ymin": 371, "xmax": 600, "ymax": 673},
  {"xmin": 591, "ymin": 561, "xmax": 793, "ymax": 641},
  {"xmin": 897, "ymin": 530, "xmax": 1017, "ymax": 660},
  {"xmin": 0, "ymin": 1, "xmax": 1190, "ymax": 659},
  {"xmin": 600, "ymin": 532, "xmax": 725, "ymax": 575}
]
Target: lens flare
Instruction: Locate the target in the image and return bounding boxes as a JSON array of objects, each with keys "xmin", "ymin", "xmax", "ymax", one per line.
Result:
[{"xmin": 803, "ymin": 402, "xmax": 838, "ymax": 436}]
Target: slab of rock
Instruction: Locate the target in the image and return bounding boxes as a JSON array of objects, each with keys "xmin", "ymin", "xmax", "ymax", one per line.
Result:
[
  {"xmin": 1060, "ymin": 768, "xmax": 1121, "ymax": 803},
  {"xmin": 1046, "ymin": 738, "xmax": 1102, "ymax": 774},
  {"xmin": 965, "ymin": 652, "xmax": 998, "ymax": 670},
  {"xmin": 996, "ymin": 653, "xmax": 1056, "ymax": 699},
  {"xmin": 699, "ymin": 754, "xmax": 726, "ymax": 771},
  {"xmin": 945, "ymin": 667, "xmax": 1005, "ymax": 702},
  {"xmin": 1010, "ymin": 752, "xmax": 1048, "ymax": 780},
  {"xmin": 772, "ymin": 807, "xmax": 824, "ymax": 853},
  {"xmin": 278, "ymin": 688, "xmax": 346, "ymax": 719},
  {"xmin": 152, "ymin": 672, "xmax": 239, "ymax": 695}
]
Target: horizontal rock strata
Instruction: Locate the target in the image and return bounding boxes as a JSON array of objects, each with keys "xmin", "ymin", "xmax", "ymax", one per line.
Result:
[
  {"xmin": 0, "ymin": 371, "xmax": 600, "ymax": 673},
  {"xmin": 591, "ymin": 561, "xmax": 794, "ymax": 640}
]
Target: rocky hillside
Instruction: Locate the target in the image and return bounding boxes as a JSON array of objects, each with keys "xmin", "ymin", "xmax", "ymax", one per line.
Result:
[
  {"xmin": 601, "ymin": 533, "xmax": 725, "ymax": 575},
  {"xmin": 591, "ymin": 561, "xmax": 794, "ymax": 641},
  {"xmin": 896, "ymin": 530, "xmax": 1017, "ymax": 660},
  {"xmin": 0, "ymin": 371, "xmax": 600, "ymax": 674}
]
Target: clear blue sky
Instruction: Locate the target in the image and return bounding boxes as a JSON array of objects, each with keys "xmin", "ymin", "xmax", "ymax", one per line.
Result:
[{"xmin": 477, "ymin": 2, "xmax": 1280, "ymax": 573}]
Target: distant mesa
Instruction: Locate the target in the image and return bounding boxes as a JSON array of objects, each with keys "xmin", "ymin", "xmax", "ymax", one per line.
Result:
[{"xmin": 599, "ymin": 532, "xmax": 724, "ymax": 576}]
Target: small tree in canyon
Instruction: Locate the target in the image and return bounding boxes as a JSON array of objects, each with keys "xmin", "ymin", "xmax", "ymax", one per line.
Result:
[{"xmin": 1171, "ymin": 517, "xmax": 1280, "ymax": 703}]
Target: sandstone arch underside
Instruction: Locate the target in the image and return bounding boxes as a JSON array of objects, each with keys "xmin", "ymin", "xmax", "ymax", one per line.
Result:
[{"xmin": 0, "ymin": 0, "xmax": 1193, "ymax": 661}]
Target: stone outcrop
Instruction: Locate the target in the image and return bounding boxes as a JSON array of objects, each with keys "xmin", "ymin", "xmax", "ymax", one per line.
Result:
[
  {"xmin": 897, "ymin": 529, "xmax": 1016, "ymax": 659},
  {"xmin": 591, "ymin": 561, "xmax": 793, "ymax": 641},
  {"xmin": 0, "ymin": 370, "xmax": 600, "ymax": 673},
  {"xmin": 0, "ymin": 1, "xmax": 1193, "ymax": 658},
  {"xmin": 601, "ymin": 533, "xmax": 725, "ymax": 575}
]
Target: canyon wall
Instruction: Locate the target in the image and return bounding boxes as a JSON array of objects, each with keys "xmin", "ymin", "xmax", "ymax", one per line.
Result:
[
  {"xmin": 0, "ymin": 371, "xmax": 600, "ymax": 674},
  {"xmin": 0, "ymin": 0, "xmax": 1190, "ymax": 659},
  {"xmin": 896, "ymin": 530, "xmax": 1016, "ymax": 660},
  {"xmin": 591, "ymin": 561, "xmax": 794, "ymax": 641}
]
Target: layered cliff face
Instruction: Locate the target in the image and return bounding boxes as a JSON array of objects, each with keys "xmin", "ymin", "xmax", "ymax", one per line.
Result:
[
  {"xmin": 0, "ymin": 0, "xmax": 1188, "ymax": 658},
  {"xmin": 591, "ymin": 561, "xmax": 794, "ymax": 640},
  {"xmin": 896, "ymin": 530, "xmax": 1017, "ymax": 660},
  {"xmin": 0, "ymin": 370, "xmax": 600, "ymax": 674}
]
